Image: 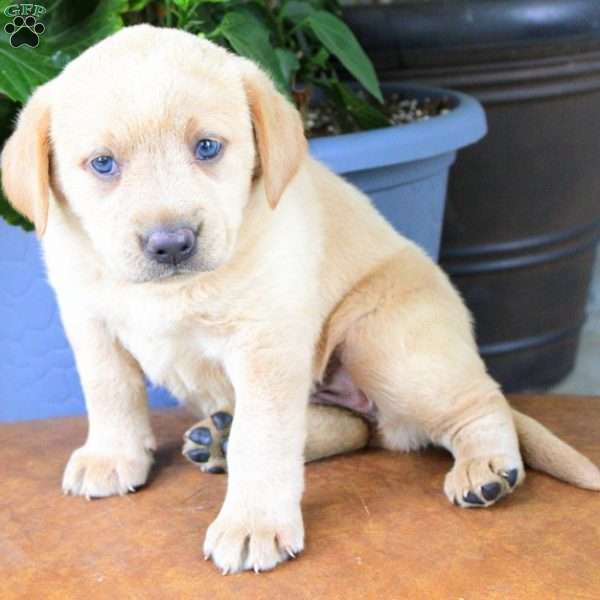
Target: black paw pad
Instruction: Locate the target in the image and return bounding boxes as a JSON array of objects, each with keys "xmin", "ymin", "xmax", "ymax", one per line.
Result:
[
  {"xmin": 481, "ymin": 482, "xmax": 502, "ymax": 501},
  {"xmin": 501, "ymin": 468, "xmax": 519, "ymax": 488},
  {"xmin": 221, "ymin": 438, "xmax": 228, "ymax": 457},
  {"xmin": 186, "ymin": 449, "xmax": 210, "ymax": 463},
  {"xmin": 207, "ymin": 466, "xmax": 226, "ymax": 474},
  {"xmin": 463, "ymin": 491, "xmax": 485, "ymax": 505},
  {"xmin": 188, "ymin": 426, "xmax": 213, "ymax": 446},
  {"xmin": 211, "ymin": 411, "xmax": 233, "ymax": 430}
]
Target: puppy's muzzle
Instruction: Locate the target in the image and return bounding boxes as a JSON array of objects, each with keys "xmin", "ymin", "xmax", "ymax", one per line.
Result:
[{"xmin": 143, "ymin": 226, "xmax": 197, "ymax": 265}]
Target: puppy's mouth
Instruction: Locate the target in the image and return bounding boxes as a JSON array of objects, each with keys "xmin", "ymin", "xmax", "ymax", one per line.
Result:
[
  {"xmin": 155, "ymin": 266, "xmax": 194, "ymax": 280},
  {"xmin": 136, "ymin": 263, "xmax": 201, "ymax": 284}
]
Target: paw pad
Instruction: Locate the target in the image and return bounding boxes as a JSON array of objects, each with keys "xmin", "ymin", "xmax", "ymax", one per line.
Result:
[
  {"xmin": 501, "ymin": 468, "xmax": 519, "ymax": 488},
  {"xmin": 182, "ymin": 411, "xmax": 232, "ymax": 474},
  {"xmin": 463, "ymin": 491, "xmax": 485, "ymax": 506},
  {"xmin": 207, "ymin": 466, "xmax": 226, "ymax": 474},
  {"xmin": 211, "ymin": 411, "xmax": 233, "ymax": 430},
  {"xmin": 187, "ymin": 448, "xmax": 210, "ymax": 463},
  {"xmin": 480, "ymin": 481, "xmax": 502, "ymax": 501},
  {"xmin": 188, "ymin": 426, "xmax": 213, "ymax": 446}
]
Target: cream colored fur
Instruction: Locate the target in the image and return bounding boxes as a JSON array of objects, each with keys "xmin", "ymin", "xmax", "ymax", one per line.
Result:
[{"xmin": 2, "ymin": 25, "xmax": 599, "ymax": 574}]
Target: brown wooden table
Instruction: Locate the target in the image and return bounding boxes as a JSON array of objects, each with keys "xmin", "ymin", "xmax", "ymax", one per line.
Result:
[{"xmin": 1, "ymin": 394, "xmax": 599, "ymax": 599}]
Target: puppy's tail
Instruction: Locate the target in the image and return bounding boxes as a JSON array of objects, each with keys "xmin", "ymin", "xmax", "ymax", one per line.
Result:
[{"xmin": 512, "ymin": 409, "xmax": 600, "ymax": 490}]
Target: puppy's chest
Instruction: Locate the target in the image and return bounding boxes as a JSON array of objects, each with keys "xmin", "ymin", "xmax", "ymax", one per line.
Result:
[{"xmin": 114, "ymin": 313, "xmax": 231, "ymax": 406}]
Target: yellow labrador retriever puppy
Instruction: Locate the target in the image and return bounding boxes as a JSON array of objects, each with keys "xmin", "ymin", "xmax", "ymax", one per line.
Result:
[{"xmin": 3, "ymin": 25, "xmax": 599, "ymax": 574}]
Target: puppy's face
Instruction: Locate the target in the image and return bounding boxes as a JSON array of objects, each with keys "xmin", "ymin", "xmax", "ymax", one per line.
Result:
[
  {"xmin": 1, "ymin": 26, "xmax": 306, "ymax": 283},
  {"xmin": 53, "ymin": 38, "xmax": 254, "ymax": 283}
]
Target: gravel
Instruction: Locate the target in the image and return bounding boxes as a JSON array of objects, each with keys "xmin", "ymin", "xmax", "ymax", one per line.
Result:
[{"xmin": 305, "ymin": 92, "xmax": 452, "ymax": 137}]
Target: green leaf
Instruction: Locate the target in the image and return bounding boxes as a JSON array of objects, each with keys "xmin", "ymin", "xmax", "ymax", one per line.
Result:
[
  {"xmin": 127, "ymin": 0, "xmax": 153, "ymax": 10},
  {"xmin": 0, "ymin": 48, "xmax": 57, "ymax": 104},
  {"xmin": 43, "ymin": 0, "xmax": 128, "ymax": 65},
  {"xmin": 280, "ymin": 1, "xmax": 313, "ymax": 24},
  {"xmin": 0, "ymin": 0, "xmax": 127, "ymax": 103},
  {"xmin": 275, "ymin": 48, "xmax": 299, "ymax": 87},
  {"xmin": 181, "ymin": 0, "xmax": 230, "ymax": 4},
  {"xmin": 0, "ymin": 94, "xmax": 16, "ymax": 134},
  {"xmin": 234, "ymin": 4, "xmax": 271, "ymax": 29},
  {"xmin": 332, "ymin": 81, "xmax": 389, "ymax": 130},
  {"xmin": 0, "ymin": 188, "xmax": 34, "ymax": 231},
  {"xmin": 218, "ymin": 11, "xmax": 288, "ymax": 96},
  {"xmin": 311, "ymin": 46, "xmax": 329, "ymax": 68},
  {"xmin": 305, "ymin": 10, "xmax": 383, "ymax": 103},
  {"xmin": 0, "ymin": 96, "xmax": 33, "ymax": 230}
]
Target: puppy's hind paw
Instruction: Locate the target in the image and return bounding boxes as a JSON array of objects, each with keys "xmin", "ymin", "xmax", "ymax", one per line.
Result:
[
  {"xmin": 182, "ymin": 411, "xmax": 232, "ymax": 474},
  {"xmin": 445, "ymin": 455, "xmax": 524, "ymax": 508}
]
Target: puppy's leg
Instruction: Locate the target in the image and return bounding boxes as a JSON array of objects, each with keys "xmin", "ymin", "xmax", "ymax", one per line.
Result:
[
  {"xmin": 61, "ymin": 318, "xmax": 155, "ymax": 498},
  {"xmin": 203, "ymin": 339, "xmax": 312, "ymax": 574},
  {"xmin": 184, "ymin": 356, "xmax": 370, "ymax": 473},
  {"xmin": 183, "ymin": 404, "xmax": 370, "ymax": 473},
  {"xmin": 306, "ymin": 355, "xmax": 373, "ymax": 461},
  {"xmin": 344, "ymin": 326, "xmax": 524, "ymax": 507},
  {"xmin": 305, "ymin": 404, "xmax": 371, "ymax": 462},
  {"xmin": 335, "ymin": 251, "xmax": 524, "ymax": 508},
  {"xmin": 437, "ymin": 390, "xmax": 524, "ymax": 508}
]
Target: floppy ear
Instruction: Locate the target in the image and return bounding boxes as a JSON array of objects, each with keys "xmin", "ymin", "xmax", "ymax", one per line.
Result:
[
  {"xmin": 241, "ymin": 61, "xmax": 307, "ymax": 209},
  {"xmin": 1, "ymin": 85, "xmax": 52, "ymax": 238}
]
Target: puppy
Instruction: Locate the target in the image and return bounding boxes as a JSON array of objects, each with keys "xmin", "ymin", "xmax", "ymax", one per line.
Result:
[{"xmin": 2, "ymin": 25, "xmax": 599, "ymax": 574}]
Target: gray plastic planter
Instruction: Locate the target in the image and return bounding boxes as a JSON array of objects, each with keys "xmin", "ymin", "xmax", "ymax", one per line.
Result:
[
  {"xmin": 0, "ymin": 84, "xmax": 486, "ymax": 421},
  {"xmin": 310, "ymin": 85, "xmax": 487, "ymax": 258}
]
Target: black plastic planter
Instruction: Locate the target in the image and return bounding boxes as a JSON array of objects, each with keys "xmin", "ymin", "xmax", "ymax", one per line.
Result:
[{"xmin": 345, "ymin": 0, "xmax": 600, "ymax": 391}]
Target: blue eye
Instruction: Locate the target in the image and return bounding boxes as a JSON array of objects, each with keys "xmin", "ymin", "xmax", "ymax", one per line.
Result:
[
  {"xmin": 90, "ymin": 155, "xmax": 118, "ymax": 176},
  {"xmin": 195, "ymin": 138, "xmax": 222, "ymax": 161}
]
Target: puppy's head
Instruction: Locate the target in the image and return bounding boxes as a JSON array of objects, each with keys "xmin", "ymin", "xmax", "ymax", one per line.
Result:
[{"xmin": 1, "ymin": 25, "xmax": 306, "ymax": 282}]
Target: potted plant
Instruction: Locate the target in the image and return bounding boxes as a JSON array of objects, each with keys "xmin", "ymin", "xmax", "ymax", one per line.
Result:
[
  {"xmin": 343, "ymin": 0, "xmax": 600, "ymax": 392},
  {"xmin": 0, "ymin": 0, "xmax": 486, "ymax": 420}
]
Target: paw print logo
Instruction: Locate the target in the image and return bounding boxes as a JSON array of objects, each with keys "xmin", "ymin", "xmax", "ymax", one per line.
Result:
[{"xmin": 4, "ymin": 15, "xmax": 45, "ymax": 48}]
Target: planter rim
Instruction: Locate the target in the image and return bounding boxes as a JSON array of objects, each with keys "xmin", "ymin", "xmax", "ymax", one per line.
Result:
[
  {"xmin": 344, "ymin": 0, "xmax": 600, "ymax": 55},
  {"xmin": 309, "ymin": 84, "xmax": 487, "ymax": 175}
]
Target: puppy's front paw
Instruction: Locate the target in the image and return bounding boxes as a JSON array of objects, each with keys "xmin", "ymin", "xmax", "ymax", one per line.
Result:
[
  {"xmin": 62, "ymin": 445, "xmax": 154, "ymax": 498},
  {"xmin": 203, "ymin": 502, "xmax": 304, "ymax": 573}
]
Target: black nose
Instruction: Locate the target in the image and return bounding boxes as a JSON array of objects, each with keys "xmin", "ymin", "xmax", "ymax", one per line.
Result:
[{"xmin": 143, "ymin": 227, "xmax": 197, "ymax": 265}]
